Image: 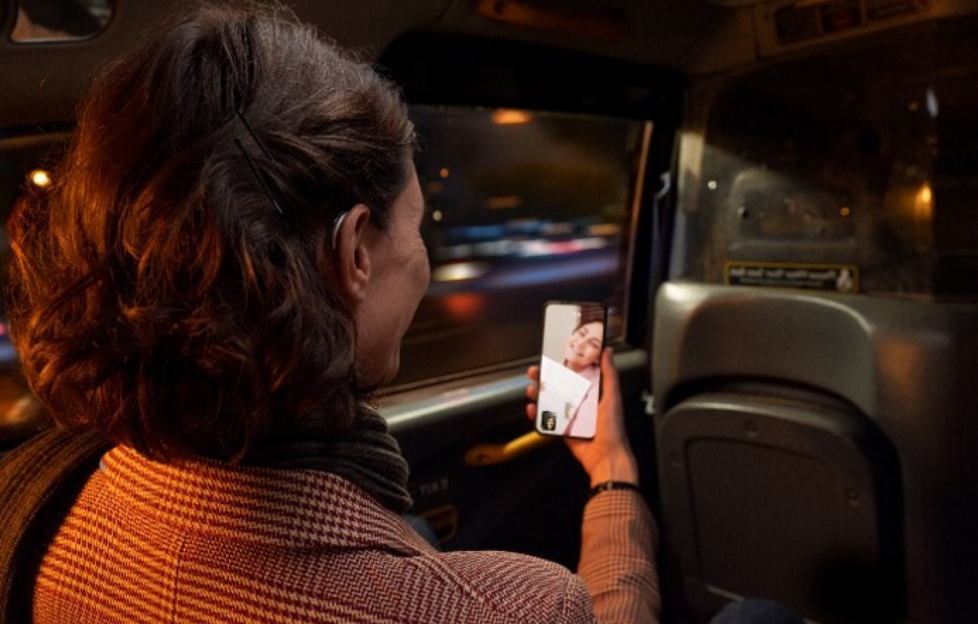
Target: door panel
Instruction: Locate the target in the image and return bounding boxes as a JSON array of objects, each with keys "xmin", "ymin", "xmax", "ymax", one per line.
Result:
[{"xmin": 384, "ymin": 349, "xmax": 653, "ymax": 569}]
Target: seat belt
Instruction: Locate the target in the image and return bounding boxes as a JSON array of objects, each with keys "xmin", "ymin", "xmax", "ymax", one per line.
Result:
[{"xmin": 0, "ymin": 427, "xmax": 111, "ymax": 623}]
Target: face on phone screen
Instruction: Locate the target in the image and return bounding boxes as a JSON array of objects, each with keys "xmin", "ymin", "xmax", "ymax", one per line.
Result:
[{"xmin": 535, "ymin": 302, "xmax": 606, "ymax": 439}]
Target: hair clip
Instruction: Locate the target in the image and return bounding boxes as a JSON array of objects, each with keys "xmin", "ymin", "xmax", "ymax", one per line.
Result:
[{"xmin": 234, "ymin": 109, "xmax": 285, "ymax": 215}]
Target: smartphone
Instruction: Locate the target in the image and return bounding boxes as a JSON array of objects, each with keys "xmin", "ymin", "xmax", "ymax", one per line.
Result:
[{"xmin": 535, "ymin": 301, "xmax": 606, "ymax": 439}]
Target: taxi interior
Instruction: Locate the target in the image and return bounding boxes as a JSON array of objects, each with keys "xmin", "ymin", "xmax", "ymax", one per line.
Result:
[{"xmin": 3, "ymin": 1, "xmax": 978, "ymax": 623}]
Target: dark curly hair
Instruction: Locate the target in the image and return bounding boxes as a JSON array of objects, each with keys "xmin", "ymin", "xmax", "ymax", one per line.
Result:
[{"xmin": 5, "ymin": 2, "xmax": 416, "ymax": 461}]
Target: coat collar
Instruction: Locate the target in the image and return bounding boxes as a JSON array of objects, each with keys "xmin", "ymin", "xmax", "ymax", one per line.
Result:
[{"xmin": 99, "ymin": 445, "xmax": 429, "ymax": 554}]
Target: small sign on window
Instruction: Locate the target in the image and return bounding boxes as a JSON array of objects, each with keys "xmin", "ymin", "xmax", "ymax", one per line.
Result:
[{"xmin": 726, "ymin": 262, "xmax": 858, "ymax": 294}]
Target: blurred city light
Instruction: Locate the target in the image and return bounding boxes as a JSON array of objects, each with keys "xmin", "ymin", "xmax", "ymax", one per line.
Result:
[
  {"xmin": 432, "ymin": 261, "xmax": 491, "ymax": 282},
  {"xmin": 492, "ymin": 109, "xmax": 533, "ymax": 125},
  {"xmin": 29, "ymin": 169, "xmax": 52, "ymax": 188}
]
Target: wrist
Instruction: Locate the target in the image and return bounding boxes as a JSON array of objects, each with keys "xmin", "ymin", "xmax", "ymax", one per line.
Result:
[
  {"xmin": 587, "ymin": 452, "xmax": 639, "ymax": 487},
  {"xmin": 588, "ymin": 480, "xmax": 642, "ymax": 500}
]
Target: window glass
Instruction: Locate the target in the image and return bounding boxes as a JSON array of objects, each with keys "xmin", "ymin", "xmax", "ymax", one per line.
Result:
[
  {"xmin": 673, "ymin": 16, "xmax": 978, "ymax": 300},
  {"xmin": 0, "ymin": 135, "xmax": 66, "ymax": 364},
  {"xmin": 11, "ymin": 0, "xmax": 113, "ymax": 43},
  {"xmin": 0, "ymin": 135, "xmax": 65, "ymax": 442},
  {"xmin": 0, "ymin": 110, "xmax": 649, "ymax": 392},
  {"xmin": 394, "ymin": 105, "xmax": 650, "ymax": 387}
]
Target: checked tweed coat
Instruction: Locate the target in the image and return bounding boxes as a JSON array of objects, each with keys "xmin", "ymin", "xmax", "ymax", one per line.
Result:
[{"xmin": 32, "ymin": 445, "xmax": 659, "ymax": 623}]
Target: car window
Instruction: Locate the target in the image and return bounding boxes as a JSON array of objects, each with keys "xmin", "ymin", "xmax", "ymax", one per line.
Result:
[
  {"xmin": 10, "ymin": 0, "xmax": 113, "ymax": 43},
  {"xmin": 0, "ymin": 134, "xmax": 67, "ymax": 358},
  {"xmin": 673, "ymin": 16, "xmax": 978, "ymax": 301},
  {"xmin": 0, "ymin": 108, "xmax": 651, "ymax": 392},
  {"xmin": 393, "ymin": 105, "xmax": 651, "ymax": 387},
  {"xmin": 0, "ymin": 134, "xmax": 65, "ymax": 450}
]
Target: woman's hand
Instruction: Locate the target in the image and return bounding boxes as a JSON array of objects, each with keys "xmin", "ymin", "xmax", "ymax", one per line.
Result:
[{"xmin": 526, "ymin": 349, "xmax": 639, "ymax": 487}]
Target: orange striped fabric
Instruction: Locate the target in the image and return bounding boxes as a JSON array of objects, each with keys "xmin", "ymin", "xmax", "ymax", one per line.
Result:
[{"xmin": 32, "ymin": 445, "xmax": 658, "ymax": 623}]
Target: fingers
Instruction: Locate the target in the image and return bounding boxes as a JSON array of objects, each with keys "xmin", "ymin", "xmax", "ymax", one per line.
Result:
[
  {"xmin": 599, "ymin": 348, "xmax": 618, "ymax": 398},
  {"xmin": 525, "ymin": 367, "xmax": 539, "ymax": 402},
  {"xmin": 525, "ymin": 365, "xmax": 539, "ymax": 421},
  {"xmin": 597, "ymin": 348, "xmax": 625, "ymax": 433}
]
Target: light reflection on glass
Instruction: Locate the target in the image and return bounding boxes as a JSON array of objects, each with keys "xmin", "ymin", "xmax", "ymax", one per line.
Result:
[
  {"xmin": 914, "ymin": 182, "xmax": 933, "ymax": 223},
  {"xmin": 432, "ymin": 262, "xmax": 491, "ymax": 283}
]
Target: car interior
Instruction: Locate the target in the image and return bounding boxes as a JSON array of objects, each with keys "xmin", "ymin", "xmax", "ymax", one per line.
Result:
[{"xmin": 2, "ymin": 1, "xmax": 978, "ymax": 623}]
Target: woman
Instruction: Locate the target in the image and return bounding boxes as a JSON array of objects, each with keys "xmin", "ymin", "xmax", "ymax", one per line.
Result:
[
  {"xmin": 6, "ymin": 4, "xmax": 659, "ymax": 623},
  {"xmin": 560, "ymin": 311, "xmax": 604, "ymax": 438}
]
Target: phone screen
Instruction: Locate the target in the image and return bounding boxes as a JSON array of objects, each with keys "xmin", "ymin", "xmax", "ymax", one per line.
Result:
[{"xmin": 535, "ymin": 302, "xmax": 606, "ymax": 439}]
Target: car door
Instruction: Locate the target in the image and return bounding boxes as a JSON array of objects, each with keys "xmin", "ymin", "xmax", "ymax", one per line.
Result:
[{"xmin": 372, "ymin": 33, "xmax": 683, "ymax": 569}]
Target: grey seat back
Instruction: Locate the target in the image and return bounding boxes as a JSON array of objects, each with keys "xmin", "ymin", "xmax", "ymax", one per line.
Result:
[{"xmin": 653, "ymin": 282, "xmax": 978, "ymax": 624}]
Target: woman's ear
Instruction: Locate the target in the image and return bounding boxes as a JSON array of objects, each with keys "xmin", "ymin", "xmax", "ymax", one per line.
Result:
[{"xmin": 332, "ymin": 203, "xmax": 373, "ymax": 305}]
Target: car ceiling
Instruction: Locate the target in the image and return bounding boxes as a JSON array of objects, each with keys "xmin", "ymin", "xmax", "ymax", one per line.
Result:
[{"xmin": 0, "ymin": 0, "xmax": 752, "ymax": 129}]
